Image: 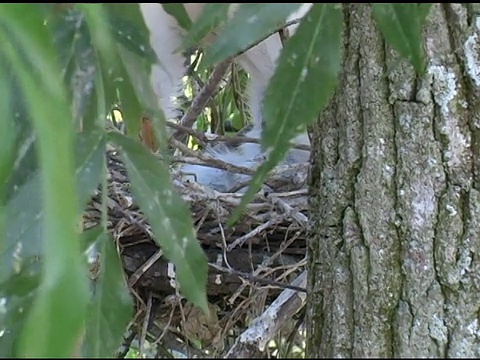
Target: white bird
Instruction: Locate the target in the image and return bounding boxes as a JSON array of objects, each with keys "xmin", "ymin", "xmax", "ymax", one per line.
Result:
[{"xmin": 140, "ymin": 3, "xmax": 312, "ymax": 192}]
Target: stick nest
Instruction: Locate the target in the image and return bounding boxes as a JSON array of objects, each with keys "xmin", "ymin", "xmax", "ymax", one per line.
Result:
[{"xmin": 83, "ymin": 145, "xmax": 309, "ymax": 356}]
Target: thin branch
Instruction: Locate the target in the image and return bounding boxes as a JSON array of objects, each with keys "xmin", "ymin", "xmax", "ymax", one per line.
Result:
[
  {"xmin": 227, "ymin": 219, "xmax": 279, "ymax": 251},
  {"xmin": 171, "ymin": 17, "xmax": 302, "ymax": 143},
  {"xmin": 170, "ymin": 137, "xmax": 256, "ymax": 176},
  {"xmin": 128, "ymin": 249, "xmax": 164, "ymax": 288},
  {"xmin": 167, "ymin": 121, "xmax": 311, "ymax": 151},
  {"xmin": 172, "ymin": 58, "xmax": 234, "ymax": 142},
  {"xmin": 208, "ymin": 263, "xmax": 307, "ymax": 293},
  {"xmin": 225, "ymin": 270, "xmax": 308, "ymax": 358}
]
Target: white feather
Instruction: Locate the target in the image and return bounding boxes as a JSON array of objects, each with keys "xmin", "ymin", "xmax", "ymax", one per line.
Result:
[
  {"xmin": 140, "ymin": 3, "xmax": 313, "ymax": 192},
  {"xmin": 180, "ymin": 127, "xmax": 310, "ymax": 193}
]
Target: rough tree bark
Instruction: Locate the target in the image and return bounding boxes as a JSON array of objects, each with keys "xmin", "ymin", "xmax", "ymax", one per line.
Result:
[{"xmin": 306, "ymin": 3, "xmax": 480, "ymax": 358}]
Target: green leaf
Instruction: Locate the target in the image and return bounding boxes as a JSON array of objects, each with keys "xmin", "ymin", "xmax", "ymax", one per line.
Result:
[
  {"xmin": 0, "ymin": 133, "xmax": 103, "ymax": 360},
  {"xmin": 229, "ymin": 3, "xmax": 343, "ymax": 224},
  {"xmin": 51, "ymin": 7, "xmax": 98, "ymax": 131},
  {"xmin": 0, "ymin": 262, "xmax": 42, "ymax": 357},
  {"xmin": 18, "ymin": 273, "xmax": 89, "ymax": 357},
  {"xmin": 205, "ymin": 3, "xmax": 302, "ymax": 66},
  {"xmin": 1, "ymin": 130, "xmax": 105, "ymax": 285},
  {"xmin": 77, "ymin": 4, "xmax": 115, "ymax": 63},
  {"xmin": 372, "ymin": 3, "xmax": 427, "ymax": 75},
  {"xmin": 75, "ymin": 131, "xmax": 107, "ymax": 208},
  {"xmin": 0, "ymin": 67, "xmax": 16, "ymax": 198},
  {"xmin": 97, "ymin": 48, "xmax": 144, "ymax": 137},
  {"xmin": 104, "ymin": 3, "xmax": 156, "ymax": 57},
  {"xmin": 84, "ymin": 232, "xmax": 133, "ymax": 357},
  {"xmin": 87, "ymin": 4, "xmax": 160, "ymax": 138},
  {"xmin": 106, "ymin": 9, "xmax": 157, "ymax": 63},
  {"xmin": 162, "ymin": 3, "xmax": 192, "ymax": 31},
  {"xmin": 0, "ymin": 4, "xmax": 90, "ymax": 356},
  {"xmin": 116, "ymin": 45, "xmax": 173, "ymax": 156},
  {"xmin": 80, "ymin": 226, "xmax": 103, "ymax": 254},
  {"xmin": 0, "ymin": 57, "xmax": 17, "ymax": 251},
  {"xmin": 108, "ymin": 132, "xmax": 208, "ymax": 312},
  {"xmin": 0, "ymin": 67, "xmax": 38, "ymax": 200},
  {"xmin": 183, "ymin": 3, "xmax": 230, "ymax": 50}
]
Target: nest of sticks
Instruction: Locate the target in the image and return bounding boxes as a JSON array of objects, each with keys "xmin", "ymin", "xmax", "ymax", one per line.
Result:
[{"xmin": 83, "ymin": 128, "xmax": 310, "ymax": 356}]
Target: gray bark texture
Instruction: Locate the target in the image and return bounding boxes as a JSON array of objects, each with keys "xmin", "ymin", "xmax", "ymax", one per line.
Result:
[{"xmin": 306, "ymin": 3, "xmax": 480, "ymax": 358}]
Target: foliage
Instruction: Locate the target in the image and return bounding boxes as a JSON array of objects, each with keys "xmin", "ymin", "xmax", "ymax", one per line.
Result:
[{"xmin": 0, "ymin": 3, "xmax": 431, "ymax": 357}]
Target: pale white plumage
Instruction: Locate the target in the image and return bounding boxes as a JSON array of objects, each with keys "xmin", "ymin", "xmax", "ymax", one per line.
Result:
[{"xmin": 140, "ymin": 3, "xmax": 312, "ymax": 192}]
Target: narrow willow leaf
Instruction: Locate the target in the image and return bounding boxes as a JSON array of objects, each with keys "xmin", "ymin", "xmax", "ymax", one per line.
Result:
[
  {"xmin": 19, "ymin": 273, "xmax": 89, "ymax": 357},
  {"xmin": 104, "ymin": 6, "xmax": 156, "ymax": 68},
  {"xmin": 162, "ymin": 3, "xmax": 192, "ymax": 31},
  {"xmin": 1, "ymin": 131, "xmax": 105, "ymax": 285},
  {"xmin": 75, "ymin": 131, "xmax": 107, "ymax": 209},
  {"xmin": 229, "ymin": 3, "xmax": 343, "ymax": 224},
  {"xmin": 106, "ymin": 10, "xmax": 157, "ymax": 63},
  {"xmin": 97, "ymin": 49, "xmax": 144, "ymax": 137},
  {"xmin": 205, "ymin": 3, "xmax": 301, "ymax": 66},
  {"xmin": 0, "ymin": 58, "xmax": 16, "ymax": 252},
  {"xmin": 104, "ymin": 3, "xmax": 157, "ymax": 60},
  {"xmin": 0, "ymin": 45, "xmax": 39, "ymax": 199},
  {"xmin": 84, "ymin": 232, "xmax": 133, "ymax": 357},
  {"xmin": 80, "ymin": 226, "xmax": 103, "ymax": 255},
  {"xmin": 0, "ymin": 4, "xmax": 90, "ymax": 357},
  {"xmin": 116, "ymin": 45, "xmax": 170, "ymax": 152},
  {"xmin": 51, "ymin": 7, "xmax": 98, "ymax": 131},
  {"xmin": 0, "ymin": 262, "xmax": 41, "ymax": 357},
  {"xmin": 85, "ymin": 4, "xmax": 157, "ymax": 138},
  {"xmin": 182, "ymin": 3, "xmax": 230, "ymax": 50},
  {"xmin": 0, "ymin": 66, "xmax": 16, "ymax": 196},
  {"xmin": 372, "ymin": 3, "xmax": 426, "ymax": 75},
  {"xmin": 77, "ymin": 4, "xmax": 115, "ymax": 64},
  {"xmin": 108, "ymin": 132, "xmax": 208, "ymax": 312},
  {"xmin": 79, "ymin": 3, "xmax": 123, "ymax": 133}
]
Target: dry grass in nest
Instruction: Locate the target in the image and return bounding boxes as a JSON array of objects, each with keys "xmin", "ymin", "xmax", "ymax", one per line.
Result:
[{"xmin": 83, "ymin": 137, "xmax": 309, "ymax": 357}]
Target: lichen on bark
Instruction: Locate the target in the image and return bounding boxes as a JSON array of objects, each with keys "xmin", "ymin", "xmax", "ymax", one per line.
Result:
[{"xmin": 307, "ymin": 4, "xmax": 480, "ymax": 358}]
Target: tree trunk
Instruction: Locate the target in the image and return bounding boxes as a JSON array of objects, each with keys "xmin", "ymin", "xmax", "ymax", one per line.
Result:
[{"xmin": 306, "ymin": 3, "xmax": 480, "ymax": 358}]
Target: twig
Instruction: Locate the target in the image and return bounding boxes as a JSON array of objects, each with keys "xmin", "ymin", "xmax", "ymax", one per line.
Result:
[
  {"xmin": 115, "ymin": 329, "xmax": 136, "ymax": 358},
  {"xmin": 227, "ymin": 219, "xmax": 279, "ymax": 252},
  {"xmin": 225, "ymin": 270, "xmax": 308, "ymax": 358},
  {"xmin": 173, "ymin": 179, "xmax": 270, "ymax": 210},
  {"xmin": 208, "ymin": 263, "xmax": 306, "ymax": 293},
  {"xmin": 270, "ymin": 189, "xmax": 308, "ymax": 198},
  {"xmin": 283, "ymin": 308, "xmax": 306, "ymax": 357},
  {"xmin": 128, "ymin": 249, "xmax": 164, "ymax": 287},
  {"xmin": 278, "ymin": 27, "xmax": 290, "ymax": 48},
  {"xmin": 152, "ymin": 305, "xmax": 176, "ymax": 348},
  {"xmin": 171, "ymin": 17, "xmax": 303, "ymax": 143},
  {"xmin": 167, "ymin": 121, "xmax": 311, "ymax": 151},
  {"xmin": 139, "ymin": 294, "xmax": 153, "ymax": 356},
  {"xmin": 217, "ymin": 207, "xmax": 234, "ymax": 271},
  {"xmin": 228, "ymin": 226, "xmax": 304, "ymax": 304},
  {"xmin": 170, "ymin": 137, "xmax": 256, "ymax": 176},
  {"xmin": 263, "ymin": 230, "xmax": 303, "ymax": 268},
  {"xmin": 173, "ymin": 58, "xmax": 234, "ymax": 142},
  {"xmin": 268, "ymin": 195, "xmax": 308, "ymax": 228}
]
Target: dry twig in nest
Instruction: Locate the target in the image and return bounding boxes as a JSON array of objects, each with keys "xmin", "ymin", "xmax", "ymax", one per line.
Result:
[{"xmin": 85, "ymin": 127, "xmax": 309, "ymax": 356}]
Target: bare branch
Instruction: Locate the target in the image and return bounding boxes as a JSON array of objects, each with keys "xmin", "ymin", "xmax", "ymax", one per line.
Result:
[
  {"xmin": 170, "ymin": 17, "xmax": 302, "ymax": 144},
  {"xmin": 225, "ymin": 270, "xmax": 307, "ymax": 358},
  {"xmin": 172, "ymin": 58, "xmax": 233, "ymax": 142},
  {"xmin": 167, "ymin": 121, "xmax": 311, "ymax": 150}
]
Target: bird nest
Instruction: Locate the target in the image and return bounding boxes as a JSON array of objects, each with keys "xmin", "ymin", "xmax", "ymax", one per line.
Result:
[{"xmin": 83, "ymin": 144, "xmax": 309, "ymax": 357}]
